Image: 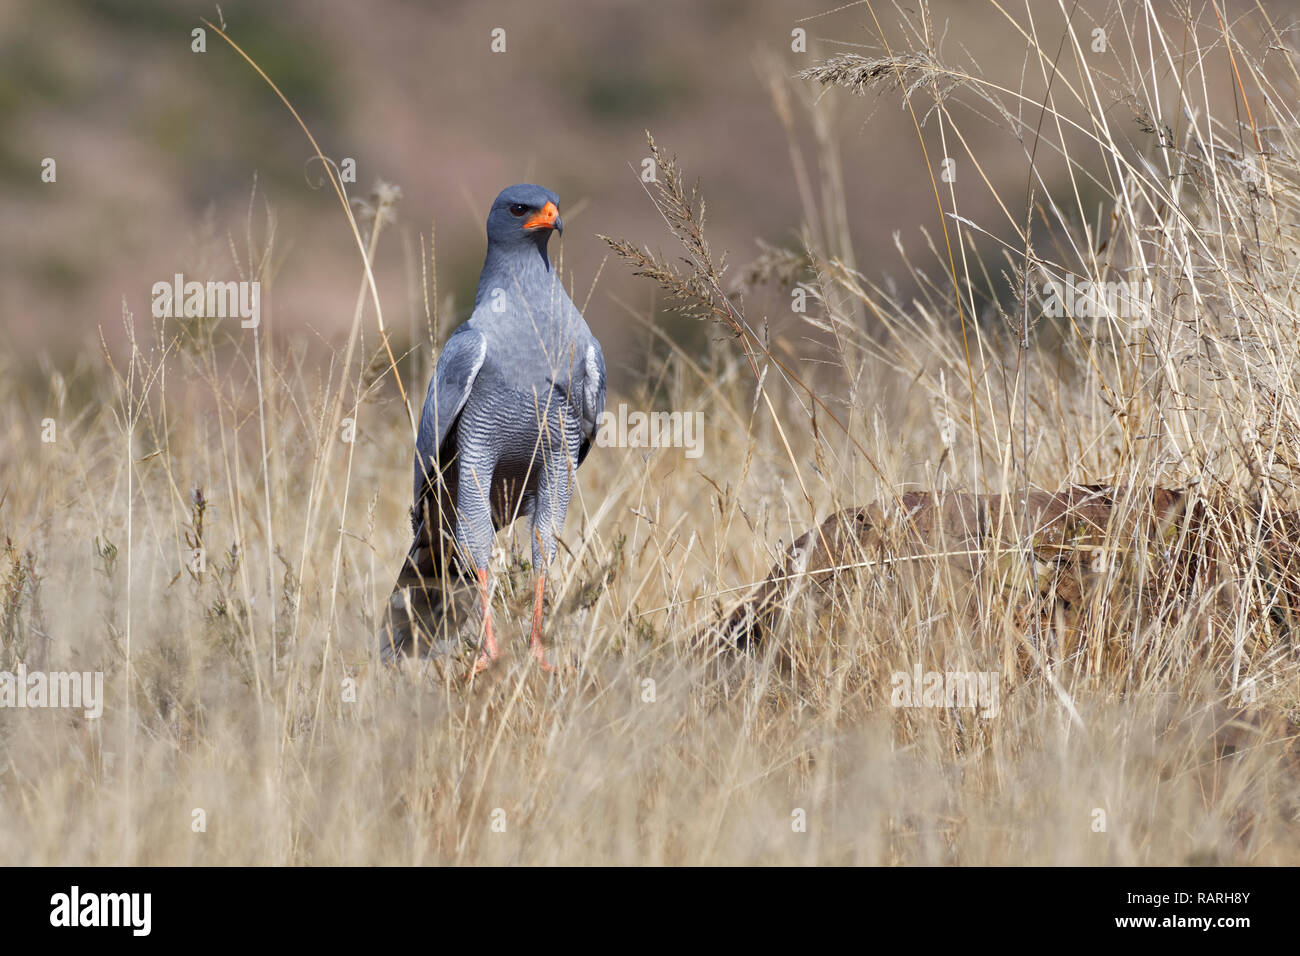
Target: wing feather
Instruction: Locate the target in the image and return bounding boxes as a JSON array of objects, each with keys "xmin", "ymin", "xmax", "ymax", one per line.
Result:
[
  {"xmin": 578, "ymin": 338, "xmax": 607, "ymax": 466},
  {"xmin": 413, "ymin": 327, "xmax": 487, "ymax": 504}
]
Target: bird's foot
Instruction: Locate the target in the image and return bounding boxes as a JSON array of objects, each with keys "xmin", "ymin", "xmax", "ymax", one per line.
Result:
[
  {"xmin": 530, "ymin": 643, "xmax": 557, "ymax": 673},
  {"xmin": 466, "ymin": 633, "xmax": 500, "ymax": 681},
  {"xmin": 468, "ymin": 652, "xmax": 496, "ymax": 679}
]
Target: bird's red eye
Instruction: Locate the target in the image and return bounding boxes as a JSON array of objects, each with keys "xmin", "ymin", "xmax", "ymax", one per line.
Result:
[{"xmin": 508, "ymin": 203, "xmax": 528, "ymax": 217}]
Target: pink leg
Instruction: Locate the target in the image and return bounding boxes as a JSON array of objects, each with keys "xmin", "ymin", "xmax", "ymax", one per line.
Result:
[
  {"xmin": 529, "ymin": 572, "xmax": 555, "ymax": 672},
  {"xmin": 468, "ymin": 568, "xmax": 499, "ymax": 678}
]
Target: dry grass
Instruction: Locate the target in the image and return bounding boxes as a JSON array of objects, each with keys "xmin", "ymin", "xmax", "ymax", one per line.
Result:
[{"xmin": 2, "ymin": 0, "xmax": 1299, "ymax": 864}]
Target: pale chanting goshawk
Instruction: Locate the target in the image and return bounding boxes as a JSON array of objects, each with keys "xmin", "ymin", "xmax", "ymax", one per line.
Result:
[{"xmin": 382, "ymin": 184, "xmax": 606, "ymax": 675}]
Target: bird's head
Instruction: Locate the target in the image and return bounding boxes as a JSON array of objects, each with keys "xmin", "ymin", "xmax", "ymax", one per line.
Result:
[{"xmin": 486, "ymin": 184, "xmax": 563, "ymax": 255}]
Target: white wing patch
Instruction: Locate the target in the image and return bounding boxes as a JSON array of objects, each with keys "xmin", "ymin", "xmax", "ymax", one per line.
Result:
[{"xmin": 582, "ymin": 341, "xmax": 606, "ymax": 437}]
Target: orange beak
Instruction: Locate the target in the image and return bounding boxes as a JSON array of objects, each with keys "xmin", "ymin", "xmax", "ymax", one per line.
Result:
[{"xmin": 522, "ymin": 201, "xmax": 562, "ymax": 233}]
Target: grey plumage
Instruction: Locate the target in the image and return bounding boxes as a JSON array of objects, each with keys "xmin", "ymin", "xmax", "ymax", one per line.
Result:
[{"xmin": 382, "ymin": 184, "xmax": 605, "ymax": 667}]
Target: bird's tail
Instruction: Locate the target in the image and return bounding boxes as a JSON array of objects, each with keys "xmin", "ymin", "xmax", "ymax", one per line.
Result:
[{"xmin": 379, "ymin": 509, "xmax": 475, "ymax": 662}]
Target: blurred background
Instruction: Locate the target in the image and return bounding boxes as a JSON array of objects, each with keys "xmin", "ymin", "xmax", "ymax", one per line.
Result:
[
  {"xmin": 0, "ymin": 0, "xmax": 1281, "ymax": 371},
  {"xmin": 0, "ymin": 0, "xmax": 1063, "ymax": 367}
]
